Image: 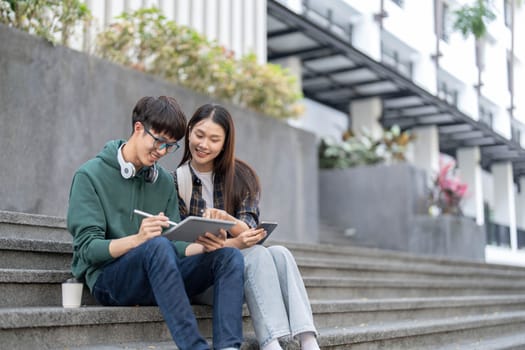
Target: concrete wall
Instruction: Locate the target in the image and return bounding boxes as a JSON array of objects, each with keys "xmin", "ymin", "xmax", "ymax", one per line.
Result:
[
  {"xmin": 319, "ymin": 163, "xmax": 428, "ymax": 251},
  {"xmin": 0, "ymin": 25, "xmax": 318, "ymax": 243}
]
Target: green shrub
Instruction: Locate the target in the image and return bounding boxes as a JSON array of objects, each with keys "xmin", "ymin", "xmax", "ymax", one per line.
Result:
[
  {"xmin": 95, "ymin": 8, "xmax": 303, "ymax": 120},
  {"xmin": 0, "ymin": 0, "xmax": 90, "ymax": 45},
  {"xmin": 319, "ymin": 125, "xmax": 414, "ymax": 169}
]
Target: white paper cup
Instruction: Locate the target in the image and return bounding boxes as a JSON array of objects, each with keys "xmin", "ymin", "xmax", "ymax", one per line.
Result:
[{"xmin": 62, "ymin": 280, "xmax": 83, "ymax": 308}]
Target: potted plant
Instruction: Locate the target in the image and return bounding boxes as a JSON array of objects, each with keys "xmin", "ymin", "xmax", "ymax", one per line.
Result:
[
  {"xmin": 452, "ymin": 0, "xmax": 495, "ymax": 94},
  {"xmin": 428, "ymin": 156, "xmax": 468, "ymax": 216}
]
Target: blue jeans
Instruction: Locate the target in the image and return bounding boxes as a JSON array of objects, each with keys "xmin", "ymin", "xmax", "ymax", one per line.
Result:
[{"xmin": 92, "ymin": 236, "xmax": 244, "ymax": 350}]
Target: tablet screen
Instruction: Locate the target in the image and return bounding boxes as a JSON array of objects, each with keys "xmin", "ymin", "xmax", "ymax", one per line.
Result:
[{"xmin": 163, "ymin": 216, "xmax": 236, "ymax": 242}]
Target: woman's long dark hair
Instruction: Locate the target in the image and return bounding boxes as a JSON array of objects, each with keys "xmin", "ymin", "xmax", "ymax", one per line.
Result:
[{"xmin": 179, "ymin": 104, "xmax": 260, "ymax": 214}]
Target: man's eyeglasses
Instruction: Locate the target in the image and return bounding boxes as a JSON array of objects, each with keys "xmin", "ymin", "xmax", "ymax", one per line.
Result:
[{"xmin": 143, "ymin": 126, "xmax": 180, "ymax": 153}]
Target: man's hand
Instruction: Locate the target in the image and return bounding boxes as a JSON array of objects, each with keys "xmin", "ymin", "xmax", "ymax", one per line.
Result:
[
  {"xmin": 195, "ymin": 229, "xmax": 227, "ymax": 252},
  {"xmin": 109, "ymin": 212, "xmax": 169, "ymax": 258}
]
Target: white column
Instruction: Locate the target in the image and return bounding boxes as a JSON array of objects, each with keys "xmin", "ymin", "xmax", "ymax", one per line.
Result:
[
  {"xmin": 231, "ymin": 0, "xmax": 244, "ymax": 58},
  {"xmin": 175, "ymin": 0, "xmax": 190, "ymax": 26},
  {"xmin": 254, "ymin": 0, "xmax": 267, "ymax": 64},
  {"xmin": 351, "ymin": 11, "xmax": 382, "ymax": 61},
  {"xmin": 217, "ymin": 0, "xmax": 231, "ymax": 50},
  {"xmin": 190, "ymin": 0, "xmax": 204, "ymax": 34},
  {"xmin": 516, "ymin": 178, "xmax": 525, "ymax": 231},
  {"xmin": 492, "ymin": 162, "xmax": 518, "ymax": 250},
  {"xmin": 411, "ymin": 125, "xmax": 440, "ymax": 181},
  {"xmin": 350, "ymin": 97, "xmax": 383, "ymax": 139},
  {"xmin": 457, "ymin": 147, "xmax": 484, "ymax": 225}
]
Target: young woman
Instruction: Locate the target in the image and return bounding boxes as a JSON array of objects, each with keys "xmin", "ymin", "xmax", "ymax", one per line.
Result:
[{"xmin": 173, "ymin": 103, "xmax": 320, "ymax": 350}]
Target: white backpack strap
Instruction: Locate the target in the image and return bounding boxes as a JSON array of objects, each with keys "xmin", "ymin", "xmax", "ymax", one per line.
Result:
[{"xmin": 176, "ymin": 163, "xmax": 192, "ymax": 212}]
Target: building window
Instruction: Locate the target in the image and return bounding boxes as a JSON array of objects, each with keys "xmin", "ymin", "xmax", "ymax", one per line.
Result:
[
  {"xmin": 507, "ymin": 52, "xmax": 513, "ymax": 94},
  {"xmin": 382, "ymin": 46, "xmax": 413, "ymax": 78},
  {"xmin": 504, "ymin": 0, "xmax": 512, "ymax": 27},
  {"xmin": 479, "ymin": 105, "xmax": 494, "ymax": 128},
  {"xmin": 440, "ymin": 2, "xmax": 451, "ymax": 42},
  {"xmin": 391, "ymin": 0, "xmax": 404, "ymax": 7},
  {"xmin": 511, "ymin": 126, "xmax": 521, "ymax": 144},
  {"xmin": 438, "ymin": 81, "xmax": 458, "ymax": 106},
  {"xmin": 511, "ymin": 119, "xmax": 524, "ymax": 144}
]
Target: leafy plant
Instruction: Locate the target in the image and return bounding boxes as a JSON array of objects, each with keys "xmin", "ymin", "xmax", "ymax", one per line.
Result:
[
  {"xmin": 452, "ymin": 0, "xmax": 495, "ymax": 93},
  {"xmin": 319, "ymin": 125, "xmax": 414, "ymax": 169},
  {"xmin": 453, "ymin": 0, "xmax": 495, "ymax": 39},
  {"xmin": 95, "ymin": 7, "xmax": 303, "ymax": 120},
  {"xmin": 0, "ymin": 0, "xmax": 91, "ymax": 46}
]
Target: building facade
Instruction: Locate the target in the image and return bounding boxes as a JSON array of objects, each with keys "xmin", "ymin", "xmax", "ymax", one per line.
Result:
[{"xmin": 78, "ymin": 0, "xmax": 525, "ymax": 266}]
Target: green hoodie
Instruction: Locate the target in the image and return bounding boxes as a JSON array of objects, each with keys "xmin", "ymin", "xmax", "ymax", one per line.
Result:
[{"xmin": 67, "ymin": 139, "xmax": 189, "ymax": 292}]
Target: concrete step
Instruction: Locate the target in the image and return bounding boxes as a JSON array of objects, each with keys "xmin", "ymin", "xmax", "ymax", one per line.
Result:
[
  {"xmin": 303, "ymin": 276, "xmax": 525, "ymax": 299},
  {"xmin": 282, "ymin": 240, "xmax": 525, "ymax": 275},
  {"xmin": 4, "ymin": 209, "xmax": 524, "ymax": 278},
  {"xmin": 5, "ymin": 269, "xmax": 525, "ymax": 307},
  {"xmin": 0, "ymin": 268, "xmax": 97, "ymax": 307},
  {"xmin": 311, "ymin": 295, "xmax": 525, "ymax": 329},
  {"xmin": 0, "ymin": 306, "xmax": 255, "ymax": 350},
  {"xmin": 5, "ymin": 236, "xmax": 525, "ymax": 288},
  {"xmin": 0, "ymin": 210, "xmax": 69, "ymax": 241},
  {"xmin": 5, "ymin": 308, "xmax": 525, "ymax": 350},
  {"xmin": 0, "ymin": 237, "xmax": 71, "ymax": 269},
  {"xmin": 296, "ymin": 256, "xmax": 525, "ymax": 282},
  {"xmin": 316, "ymin": 311, "xmax": 525, "ymax": 349},
  {"xmin": 4, "ymin": 268, "xmax": 525, "ymax": 308}
]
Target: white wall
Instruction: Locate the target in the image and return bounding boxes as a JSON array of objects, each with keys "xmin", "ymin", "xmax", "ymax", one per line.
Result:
[{"xmin": 76, "ymin": 0, "xmax": 267, "ymax": 63}]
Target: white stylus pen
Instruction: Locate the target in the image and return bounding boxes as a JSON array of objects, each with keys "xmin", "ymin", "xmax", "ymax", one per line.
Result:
[{"xmin": 133, "ymin": 209, "xmax": 178, "ymax": 226}]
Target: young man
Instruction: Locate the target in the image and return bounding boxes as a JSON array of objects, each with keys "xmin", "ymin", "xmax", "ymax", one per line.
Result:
[{"xmin": 67, "ymin": 96, "xmax": 244, "ymax": 350}]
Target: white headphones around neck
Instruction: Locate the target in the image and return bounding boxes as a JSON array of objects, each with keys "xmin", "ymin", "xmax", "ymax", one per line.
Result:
[{"xmin": 117, "ymin": 143, "xmax": 158, "ymax": 183}]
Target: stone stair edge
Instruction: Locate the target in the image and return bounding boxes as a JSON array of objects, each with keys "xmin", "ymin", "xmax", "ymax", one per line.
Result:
[
  {"xmin": 3, "ymin": 234, "xmax": 525, "ymax": 279},
  {"xmin": 0, "ymin": 210, "xmax": 66, "ymax": 229},
  {"xmin": 4, "ymin": 294, "xmax": 525, "ymax": 328},
  {"xmin": 316, "ymin": 310, "xmax": 525, "ymax": 346},
  {"xmin": 0, "ymin": 237, "xmax": 72, "ymax": 253},
  {"xmin": 1, "ymin": 209, "xmax": 516, "ymax": 273},
  {"xmin": 4, "ymin": 269, "xmax": 525, "ymax": 292},
  {"xmin": 310, "ymin": 294, "xmax": 525, "ymax": 313},
  {"xmin": 296, "ymin": 257, "xmax": 525, "ymax": 278},
  {"xmin": 4, "ymin": 307, "xmax": 525, "ymax": 348},
  {"xmin": 303, "ymin": 275, "xmax": 525, "ymax": 289},
  {"xmin": 4, "ymin": 237, "xmax": 524, "ymax": 279},
  {"xmin": 1, "ymin": 208, "xmax": 523, "ymax": 276},
  {"xmin": 276, "ymin": 239, "xmax": 525, "ymax": 272}
]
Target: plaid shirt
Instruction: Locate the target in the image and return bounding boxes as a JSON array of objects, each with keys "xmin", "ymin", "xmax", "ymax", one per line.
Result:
[{"xmin": 173, "ymin": 166, "xmax": 259, "ymax": 228}]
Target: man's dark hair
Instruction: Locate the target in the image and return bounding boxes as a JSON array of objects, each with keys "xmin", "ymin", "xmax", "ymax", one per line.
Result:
[{"xmin": 132, "ymin": 96, "xmax": 187, "ymax": 140}]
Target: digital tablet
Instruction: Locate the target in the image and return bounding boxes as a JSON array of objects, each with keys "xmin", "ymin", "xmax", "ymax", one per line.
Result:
[
  {"xmin": 162, "ymin": 216, "xmax": 236, "ymax": 242},
  {"xmin": 256, "ymin": 221, "xmax": 278, "ymax": 245}
]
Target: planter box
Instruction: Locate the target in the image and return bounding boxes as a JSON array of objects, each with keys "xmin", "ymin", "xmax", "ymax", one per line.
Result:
[
  {"xmin": 319, "ymin": 163, "xmax": 485, "ymax": 261},
  {"xmin": 409, "ymin": 215, "xmax": 486, "ymax": 261},
  {"xmin": 319, "ymin": 163, "xmax": 427, "ymax": 250}
]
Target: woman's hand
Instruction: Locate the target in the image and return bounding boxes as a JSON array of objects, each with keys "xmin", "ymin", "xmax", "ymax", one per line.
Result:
[
  {"xmin": 202, "ymin": 208, "xmax": 249, "ymax": 236},
  {"xmin": 202, "ymin": 208, "xmax": 235, "ymax": 221},
  {"xmin": 228, "ymin": 228, "xmax": 266, "ymax": 249},
  {"xmin": 195, "ymin": 229, "xmax": 228, "ymax": 252}
]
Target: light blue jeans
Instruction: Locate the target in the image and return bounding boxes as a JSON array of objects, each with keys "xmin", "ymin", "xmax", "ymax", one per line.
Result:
[
  {"xmin": 191, "ymin": 245, "xmax": 318, "ymax": 347},
  {"xmin": 242, "ymin": 245, "xmax": 317, "ymax": 347}
]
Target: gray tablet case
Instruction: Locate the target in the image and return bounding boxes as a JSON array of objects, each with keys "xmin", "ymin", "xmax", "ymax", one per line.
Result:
[{"xmin": 162, "ymin": 216, "xmax": 235, "ymax": 242}]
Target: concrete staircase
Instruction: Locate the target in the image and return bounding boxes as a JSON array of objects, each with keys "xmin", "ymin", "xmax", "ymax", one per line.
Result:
[{"xmin": 2, "ymin": 211, "xmax": 525, "ymax": 349}]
